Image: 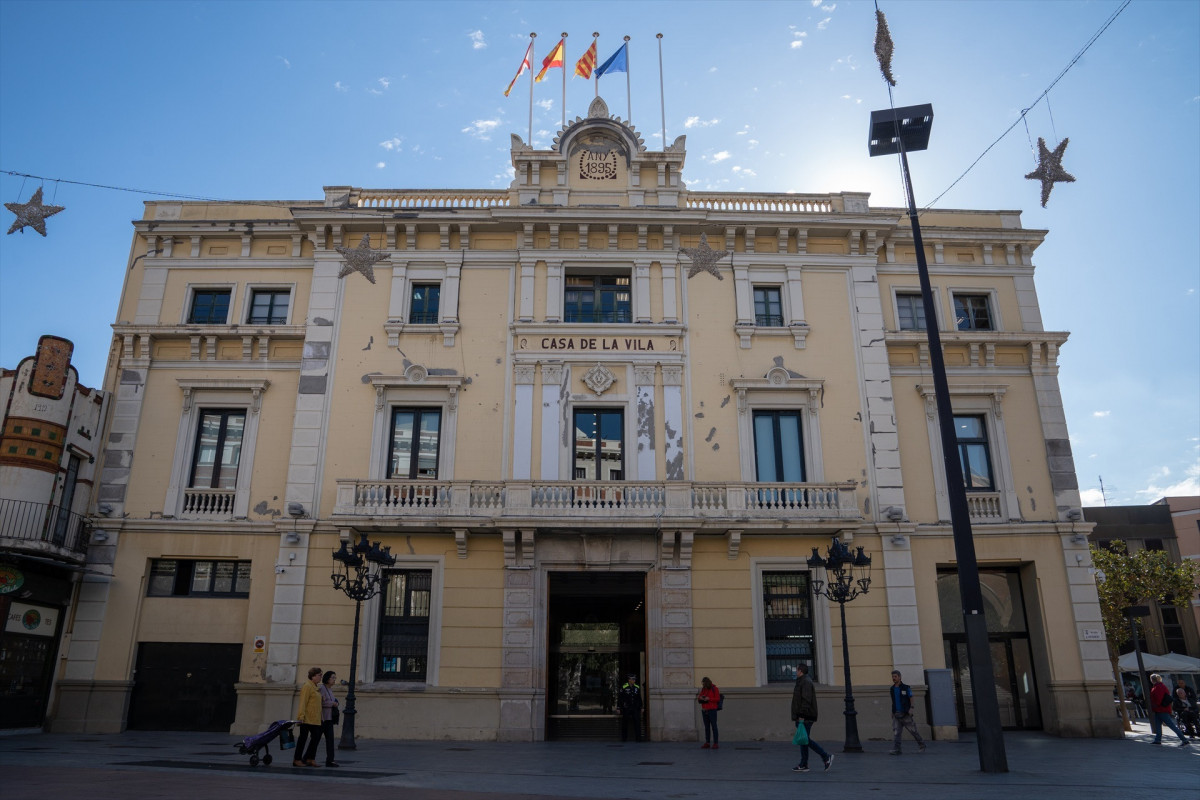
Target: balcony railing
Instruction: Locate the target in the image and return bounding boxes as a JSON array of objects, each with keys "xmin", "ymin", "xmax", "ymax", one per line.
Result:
[
  {"xmin": 335, "ymin": 479, "xmax": 860, "ymax": 524},
  {"xmin": 0, "ymin": 497, "xmax": 90, "ymax": 557},
  {"xmin": 966, "ymin": 492, "xmax": 1004, "ymax": 522},
  {"xmin": 181, "ymin": 488, "xmax": 236, "ymax": 517}
]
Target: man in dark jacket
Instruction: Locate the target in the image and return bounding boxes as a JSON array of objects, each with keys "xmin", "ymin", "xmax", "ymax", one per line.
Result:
[
  {"xmin": 888, "ymin": 670, "xmax": 927, "ymax": 754},
  {"xmin": 790, "ymin": 663, "xmax": 833, "ymax": 773},
  {"xmin": 618, "ymin": 674, "xmax": 643, "ymax": 742}
]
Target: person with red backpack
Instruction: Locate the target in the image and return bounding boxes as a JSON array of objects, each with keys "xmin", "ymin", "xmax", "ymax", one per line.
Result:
[{"xmin": 1148, "ymin": 673, "xmax": 1190, "ymax": 747}]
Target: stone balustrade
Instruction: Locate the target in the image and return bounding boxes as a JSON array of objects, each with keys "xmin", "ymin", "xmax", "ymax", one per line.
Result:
[
  {"xmin": 685, "ymin": 193, "xmax": 835, "ymax": 213},
  {"xmin": 334, "ymin": 479, "xmax": 860, "ymax": 525},
  {"xmin": 181, "ymin": 488, "xmax": 236, "ymax": 518},
  {"xmin": 966, "ymin": 492, "xmax": 1004, "ymax": 521},
  {"xmin": 355, "ymin": 190, "xmax": 511, "ymax": 209}
]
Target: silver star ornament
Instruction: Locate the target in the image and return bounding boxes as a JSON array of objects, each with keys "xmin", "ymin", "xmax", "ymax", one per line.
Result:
[
  {"xmin": 1024, "ymin": 137, "xmax": 1075, "ymax": 208},
  {"xmin": 679, "ymin": 233, "xmax": 729, "ymax": 280},
  {"xmin": 336, "ymin": 234, "xmax": 390, "ymax": 284},
  {"xmin": 5, "ymin": 187, "xmax": 65, "ymax": 236}
]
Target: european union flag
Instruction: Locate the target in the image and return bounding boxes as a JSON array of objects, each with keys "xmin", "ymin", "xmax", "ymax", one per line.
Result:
[{"xmin": 595, "ymin": 43, "xmax": 628, "ymax": 77}]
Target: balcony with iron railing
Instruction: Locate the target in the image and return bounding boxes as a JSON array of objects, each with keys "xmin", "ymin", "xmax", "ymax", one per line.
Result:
[
  {"xmin": 333, "ymin": 479, "xmax": 860, "ymax": 530},
  {"xmin": 0, "ymin": 497, "xmax": 91, "ymax": 561}
]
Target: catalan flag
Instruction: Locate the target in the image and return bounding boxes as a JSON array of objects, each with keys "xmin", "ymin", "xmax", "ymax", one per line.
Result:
[
  {"xmin": 535, "ymin": 38, "xmax": 565, "ymax": 83},
  {"xmin": 575, "ymin": 39, "xmax": 597, "ymax": 79},
  {"xmin": 504, "ymin": 41, "xmax": 533, "ymax": 97}
]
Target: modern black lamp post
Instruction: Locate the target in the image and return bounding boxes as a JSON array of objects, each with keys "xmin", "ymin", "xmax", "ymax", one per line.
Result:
[
  {"xmin": 807, "ymin": 536, "xmax": 872, "ymax": 753},
  {"xmin": 331, "ymin": 531, "xmax": 396, "ymax": 750},
  {"xmin": 868, "ymin": 104, "xmax": 1008, "ymax": 773},
  {"xmin": 1122, "ymin": 605, "xmax": 1152, "ymax": 715}
]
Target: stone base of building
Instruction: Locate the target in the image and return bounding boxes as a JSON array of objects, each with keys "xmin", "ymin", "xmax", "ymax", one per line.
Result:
[
  {"xmin": 49, "ymin": 679, "xmax": 132, "ymax": 734},
  {"xmin": 1044, "ymin": 680, "xmax": 1124, "ymax": 738}
]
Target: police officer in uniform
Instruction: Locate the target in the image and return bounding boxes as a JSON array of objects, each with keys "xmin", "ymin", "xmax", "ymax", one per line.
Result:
[{"xmin": 618, "ymin": 673, "xmax": 643, "ymax": 741}]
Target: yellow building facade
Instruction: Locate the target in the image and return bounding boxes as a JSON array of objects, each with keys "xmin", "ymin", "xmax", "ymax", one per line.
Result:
[{"xmin": 52, "ymin": 98, "xmax": 1118, "ymax": 741}]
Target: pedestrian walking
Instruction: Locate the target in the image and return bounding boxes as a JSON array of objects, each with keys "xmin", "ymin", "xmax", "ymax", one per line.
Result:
[
  {"xmin": 1148, "ymin": 673, "xmax": 1190, "ymax": 747},
  {"xmin": 696, "ymin": 676, "xmax": 721, "ymax": 749},
  {"xmin": 317, "ymin": 670, "xmax": 341, "ymax": 766},
  {"xmin": 888, "ymin": 670, "xmax": 926, "ymax": 755},
  {"xmin": 618, "ymin": 673, "xmax": 643, "ymax": 742},
  {"xmin": 293, "ymin": 666, "xmax": 323, "ymax": 767},
  {"xmin": 790, "ymin": 663, "xmax": 833, "ymax": 773}
]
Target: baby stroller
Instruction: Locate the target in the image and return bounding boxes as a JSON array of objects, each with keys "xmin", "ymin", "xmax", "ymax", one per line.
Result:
[{"xmin": 234, "ymin": 719, "xmax": 296, "ymax": 766}]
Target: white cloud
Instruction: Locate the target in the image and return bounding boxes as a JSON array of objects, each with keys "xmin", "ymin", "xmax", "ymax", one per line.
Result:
[
  {"xmin": 380, "ymin": 138, "xmax": 403, "ymax": 151},
  {"xmin": 334, "ymin": 81, "xmax": 348, "ymax": 92},
  {"xmin": 1092, "ymin": 410, "xmax": 1111, "ymax": 418},
  {"xmin": 684, "ymin": 116, "xmax": 720, "ymax": 128},
  {"xmin": 367, "ymin": 88, "xmax": 382, "ymax": 95},
  {"xmin": 747, "ymin": 139, "xmax": 759, "ymax": 148},
  {"xmin": 819, "ymin": 2, "xmax": 836, "ymax": 10},
  {"xmin": 709, "ymin": 66, "xmax": 717, "ymax": 73},
  {"xmin": 1078, "ymin": 488, "xmax": 1105, "ymax": 506},
  {"xmin": 375, "ymin": 162, "xmax": 386, "ymax": 169},
  {"xmin": 817, "ymin": 17, "xmax": 832, "ymax": 30},
  {"xmin": 378, "ymin": 78, "xmax": 391, "ymax": 90},
  {"xmin": 536, "ymin": 99, "xmax": 553, "ymax": 111},
  {"xmin": 1135, "ymin": 461, "xmax": 1200, "ymax": 500},
  {"xmin": 833, "ymin": 55, "xmax": 859, "ymax": 71},
  {"xmin": 710, "ymin": 151, "xmax": 731, "ymax": 163},
  {"xmin": 462, "ymin": 119, "xmax": 500, "ymax": 140},
  {"xmin": 732, "ymin": 166, "xmax": 757, "ymax": 177},
  {"xmin": 277, "ymin": 56, "xmax": 291, "ymax": 69},
  {"xmin": 468, "ymin": 30, "xmax": 487, "ymax": 50},
  {"xmin": 790, "ymin": 39, "xmax": 805, "ymax": 50}
]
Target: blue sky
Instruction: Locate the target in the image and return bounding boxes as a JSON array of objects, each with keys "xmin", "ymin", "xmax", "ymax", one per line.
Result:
[{"xmin": 1, "ymin": 0, "xmax": 1196, "ymax": 506}]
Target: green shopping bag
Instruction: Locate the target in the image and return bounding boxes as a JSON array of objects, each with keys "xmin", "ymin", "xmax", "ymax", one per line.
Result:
[{"xmin": 791, "ymin": 722, "xmax": 809, "ymax": 745}]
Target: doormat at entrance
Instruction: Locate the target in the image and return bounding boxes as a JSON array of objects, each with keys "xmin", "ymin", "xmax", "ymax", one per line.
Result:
[{"xmin": 121, "ymin": 760, "xmax": 400, "ymax": 779}]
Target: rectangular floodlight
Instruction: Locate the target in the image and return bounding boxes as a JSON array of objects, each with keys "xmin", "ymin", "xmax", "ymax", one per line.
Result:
[{"xmin": 868, "ymin": 104, "xmax": 934, "ymax": 156}]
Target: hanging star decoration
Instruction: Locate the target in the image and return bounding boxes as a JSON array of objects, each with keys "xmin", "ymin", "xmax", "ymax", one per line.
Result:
[
  {"xmin": 874, "ymin": 9, "xmax": 897, "ymax": 87},
  {"xmin": 5, "ymin": 187, "xmax": 65, "ymax": 236},
  {"xmin": 335, "ymin": 234, "xmax": 390, "ymax": 284},
  {"xmin": 679, "ymin": 233, "xmax": 729, "ymax": 281},
  {"xmin": 1025, "ymin": 137, "xmax": 1076, "ymax": 208}
]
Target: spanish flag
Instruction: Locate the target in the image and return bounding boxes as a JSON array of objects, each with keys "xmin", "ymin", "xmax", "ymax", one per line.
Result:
[
  {"xmin": 535, "ymin": 38, "xmax": 565, "ymax": 83},
  {"xmin": 575, "ymin": 40, "xmax": 597, "ymax": 79},
  {"xmin": 504, "ymin": 41, "xmax": 533, "ymax": 97}
]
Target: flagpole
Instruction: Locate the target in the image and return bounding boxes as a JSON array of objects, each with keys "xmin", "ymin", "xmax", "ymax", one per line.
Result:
[
  {"xmin": 623, "ymin": 36, "xmax": 631, "ymax": 122},
  {"xmin": 528, "ymin": 32, "xmax": 536, "ymax": 144},
  {"xmin": 657, "ymin": 33, "xmax": 666, "ymax": 151},
  {"xmin": 561, "ymin": 32, "xmax": 568, "ymax": 131},
  {"xmin": 592, "ymin": 32, "xmax": 599, "ymax": 98}
]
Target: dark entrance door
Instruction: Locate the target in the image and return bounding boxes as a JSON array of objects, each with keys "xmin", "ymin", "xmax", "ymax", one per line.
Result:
[
  {"xmin": 127, "ymin": 642, "xmax": 242, "ymax": 731},
  {"xmin": 546, "ymin": 571, "xmax": 646, "ymax": 741},
  {"xmin": 937, "ymin": 568, "xmax": 1042, "ymax": 731}
]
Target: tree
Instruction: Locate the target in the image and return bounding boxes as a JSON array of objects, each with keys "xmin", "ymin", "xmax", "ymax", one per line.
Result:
[{"xmin": 1091, "ymin": 539, "xmax": 1200, "ymax": 731}]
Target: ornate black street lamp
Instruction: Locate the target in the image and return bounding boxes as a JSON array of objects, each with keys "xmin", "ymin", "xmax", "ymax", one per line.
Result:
[
  {"xmin": 331, "ymin": 531, "xmax": 396, "ymax": 750},
  {"xmin": 807, "ymin": 536, "xmax": 872, "ymax": 752},
  {"xmin": 868, "ymin": 104, "xmax": 1008, "ymax": 773}
]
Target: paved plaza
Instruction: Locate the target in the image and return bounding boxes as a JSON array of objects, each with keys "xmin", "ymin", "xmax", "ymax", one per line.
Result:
[{"xmin": 2, "ymin": 720, "xmax": 1196, "ymax": 799}]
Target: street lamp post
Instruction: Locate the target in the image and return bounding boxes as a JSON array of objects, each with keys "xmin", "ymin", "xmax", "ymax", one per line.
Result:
[
  {"xmin": 868, "ymin": 104, "xmax": 1008, "ymax": 773},
  {"xmin": 1122, "ymin": 605, "xmax": 1152, "ymax": 714},
  {"xmin": 807, "ymin": 536, "xmax": 873, "ymax": 753},
  {"xmin": 330, "ymin": 531, "xmax": 396, "ymax": 750}
]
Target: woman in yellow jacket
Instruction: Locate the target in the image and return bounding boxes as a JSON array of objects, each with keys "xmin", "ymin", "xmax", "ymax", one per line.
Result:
[{"xmin": 294, "ymin": 666, "xmax": 323, "ymax": 767}]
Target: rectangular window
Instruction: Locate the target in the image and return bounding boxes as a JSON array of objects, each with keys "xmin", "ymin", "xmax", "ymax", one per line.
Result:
[
  {"xmin": 954, "ymin": 415, "xmax": 994, "ymax": 490},
  {"xmin": 188, "ymin": 290, "xmax": 232, "ymax": 324},
  {"xmin": 146, "ymin": 559, "xmax": 252, "ymax": 597},
  {"xmin": 189, "ymin": 410, "xmax": 245, "ymax": 489},
  {"xmin": 573, "ymin": 409, "xmax": 624, "ymax": 481},
  {"xmin": 753, "ymin": 410, "xmax": 805, "ymax": 482},
  {"xmin": 564, "ymin": 275, "xmax": 631, "ymax": 324},
  {"xmin": 409, "ymin": 284, "xmax": 441, "ymax": 324},
  {"xmin": 389, "ymin": 408, "xmax": 441, "ymax": 479},
  {"xmin": 953, "ymin": 294, "xmax": 993, "ymax": 331},
  {"xmin": 896, "ymin": 292, "xmax": 928, "ymax": 331},
  {"xmin": 753, "ymin": 286, "xmax": 784, "ymax": 327},
  {"xmin": 377, "ymin": 569, "xmax": 432, "ymax": 681},
  {"xmin": 247, "ymin": 289, "xmax": 290, "ymax": 324},
  {"xmin": 762, "ymin": 571, "xmax": 815, "ymax": 682}
]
